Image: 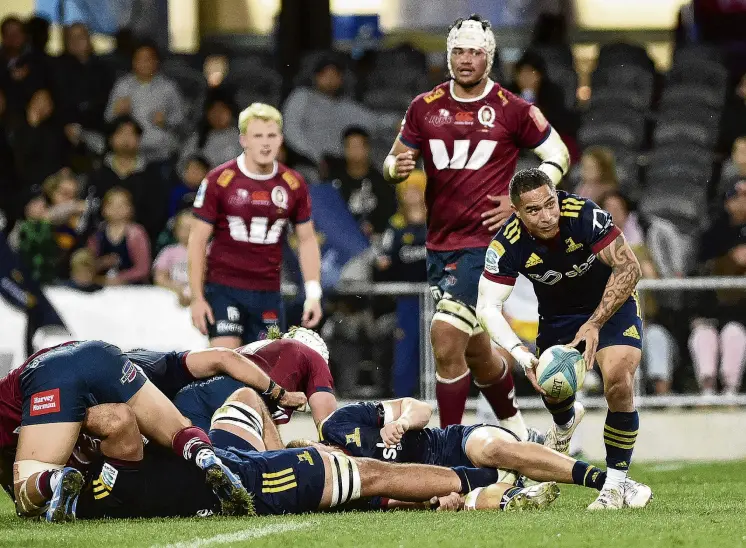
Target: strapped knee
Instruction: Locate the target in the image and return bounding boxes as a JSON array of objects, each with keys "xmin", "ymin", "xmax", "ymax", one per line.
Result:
[
  {"xmin": 327, "ymin": 452, "xmax": 362, "ymax": 507},
  {"xmin": 433, "ymin": 296, "xmax": 479, "ymax": 336},
  {"xmin": 211, "ymin": 401, "xmax": 264, "ymax": 440}
]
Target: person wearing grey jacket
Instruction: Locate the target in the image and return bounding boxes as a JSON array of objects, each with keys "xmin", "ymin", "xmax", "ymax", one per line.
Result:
[{"xmin": 105, "ymin": 41, "xmax": 184, "ymax": 163}]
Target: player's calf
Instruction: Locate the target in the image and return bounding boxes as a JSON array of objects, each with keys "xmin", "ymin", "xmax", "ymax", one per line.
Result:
[{"xmin": 431, "ymin": 319, "xmax": 472, "ymax": 427}]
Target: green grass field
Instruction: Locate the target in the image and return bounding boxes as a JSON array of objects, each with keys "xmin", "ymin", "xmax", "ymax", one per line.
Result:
[{"xmin": 1, "ymin": 461, "xmax": 745, "ymax": 548}]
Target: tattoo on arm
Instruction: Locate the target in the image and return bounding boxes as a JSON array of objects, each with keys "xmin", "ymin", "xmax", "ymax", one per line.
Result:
[{"xmin": 589, "ymin": 234, "xmax": 642, "ymax": 327}]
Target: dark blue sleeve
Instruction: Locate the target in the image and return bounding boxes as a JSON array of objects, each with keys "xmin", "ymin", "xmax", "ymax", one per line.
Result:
[
  {"xmin": 565, "ymin": 196, "xmax": 620, "ymax": 253},
  {"xmin": 320, "ymin": 402, "xmax": 385, "ymax": 457},
  {"xmin": 126, "ymin": 349, "xmax": 193, "ymax": 401}
]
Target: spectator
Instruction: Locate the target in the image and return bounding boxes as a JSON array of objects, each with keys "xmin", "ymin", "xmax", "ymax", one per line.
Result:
[
  {"xmin": 375, "ymin": 171, "xmax": 427, "ymax": 397},
  {"xmin": 600, "ymin": 191, "xmax": 677, "ymax": 395},
  {"xmin": 55, "ymin": 22, "xmax": 113, "ymax": 134},
  {"xmin": 88, "ymin": 187, "xmax": 151, "ymax": 285},
  {"xmin": 10, "ymin": 88, "xmax": 69, "ymax": 188},
  {"xmin": 169, "ymin": 155, "xmax": 209, "ymax": 218},
  {"xmin": 24, "ymin": 15, "xmax": 54, "ymax": 74},
  {"xmin": 11, "ymin": 188, "xmax": 58, "ymax": 283},
  {"xmin": 506, "ymin": 50, "xmax": 579, "ymax": 144},
  {"xmin": 41, "ymin": 169, "xmax": 89, "ymax": 275},
  {"xmin": 0, "ymin": 87, "xmax": 18, "ymax": 224},
  {"xmin": 87, "ymin": 115, "xmax": 169, "ymax": 241},
  {"xmin": 64, "ymin": 248, "xmax": 102, "ymax": 292},
  {"xmin": 717, "ymin": 72, "xmax": 746, "ymax": 155},
  {"xmin": 178, "ymin": 90, "xmax": 242, "ymax": 170},
  {"xmin": 153, "ymin": 210, "xmax": 191, "ymax": 306},
  {"xmin": 105, "ymin": 40, "xmax": 184, "ymax": 163},
  {"xmin": 689, "ymin": 181, "xmax": 746, "ymax": 395},
  {"xmin": 574, "ymin": 146, "xmax": 619, "ymax": 203},
  {"xmin": 282, "ymin": 55, "xmax": 379, "ymax": 165},
  {"xmin": 0, "ymin": 15, "xmax": 46, "ymax": 118},
  {"xmin": 325, "ymin": 127, "xmax": 396, "ymax": 239},
  {"xmin": 718, "ymin": 135, "xmax": 746, "ymax": 199}
]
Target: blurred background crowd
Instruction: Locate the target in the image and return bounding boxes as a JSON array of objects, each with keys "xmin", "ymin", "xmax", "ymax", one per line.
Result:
[{"xmin": 0, "ymin": 0, "xmax": 745, "ymax": 401}]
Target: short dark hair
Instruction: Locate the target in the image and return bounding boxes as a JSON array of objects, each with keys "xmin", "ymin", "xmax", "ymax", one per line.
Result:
[
  {"xmin": 133, "ymin": 39, "xmax": 160, "ymax": 61},
  {"xmin": 509, "ymin": 168, "xmax": 553, "ymax": 205},
  {"xmin": 449, "ymin": 13, "xmax": 491, "ymax": 33},
  {"xmin": 342, "ymin": 126, "xmax": 369, "ymax": 141},
  {"xmin": 1, "ymin": 16, "xmax": 23, "ymax": 36},
  {"xmin": 108, "ymin": 115, "xmax": 143, "ymax": 139},
  {"xmin": 313, "ymin": 53, "xmax": 343, "ymax": 75},
  {"xmin": 184, "ymin": 154, "xmax": 210, "ymax": 171}
]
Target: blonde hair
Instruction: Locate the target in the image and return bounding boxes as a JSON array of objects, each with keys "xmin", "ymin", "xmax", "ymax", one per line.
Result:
[
  {"xmin": 42, "ymin": 169, "xmax": 78, "ymax": 201},
  {"xmin": 582, "ymin": 146, "xmax": 619, "ymax": 186},
  {"xmin": 238, "ymin": 103, "xmax": 282, "ymax": 134},
  {"xmin": 70, "ymin": 248, "xmax": 95, "ymax": 269}
]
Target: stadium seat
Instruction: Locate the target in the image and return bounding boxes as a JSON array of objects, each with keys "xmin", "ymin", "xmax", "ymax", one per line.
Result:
[
  {"xmin": 362, "ymin": 88, "xmax": 418, "ymax": 112},
  {"xmin": 228, "ymin": 54, "xmax": 266, "ymax": 75},
  {"xmin": 546, "ymin": 64, "xmax": 578, "ymax": 111},
  {"xmin": 160, "ymin": 59, "xmax": 208, "ymax": 133},
  {"xmin": 531, "ymin": 45, "xmax": 575, "ymax": 71},
  {"xmin": 652, "ymin": 120, "xmax": 718, "ymax": 148},
  {"xmin": 667, "ymin": 60, "xmax": 728, "ymax": 90},
  {"xmin": 659, "ymin": 83, "xmax": 726, "ymax": 112},
  {"xmin": 589, "ymin": 87, "xmax": 649, "ymax": 113},
  {"xmin": 646, "ymin": 145, "xmax": 714, "ymax": 173},
  {"xmin": 591, "ymin": 65, "xmax": 654, "ymax": 108},
  {"xmin": 672, "ymin": 45, "xmax": 724, "ymax": 66},
  {"xmin": 596, "ymin": 42, "xmax": 655, "ymax": 73},
  {"xmin": 371, "ymin": 45, "xmax": 427, "ymax": 74},
  {"xmin": 581, "ymin": 108, "xmax": 645, "ymax": 150},
  {"xmin": 645, "ymin": 163, "xmax": 711, "ymax": 187},
  {"xmin": 639, "ymin": 180, "xmax": 708, "ymax": 233}
]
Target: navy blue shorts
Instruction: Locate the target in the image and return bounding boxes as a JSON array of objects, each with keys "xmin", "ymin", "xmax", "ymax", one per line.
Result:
[
  {"xmin": 20, "ymin": 340, "xmax": 147, "ymax": 426},
  {"xmin": 536, "ymin": 295, "xmax": 644, "ymax": 356},
  {"xmin": 204, "ymin": 283, "xmax": 285, "ymax": 344},
  {"xmin": 426, "ymin": 247, "xmax": 487, "ymax": 308}
]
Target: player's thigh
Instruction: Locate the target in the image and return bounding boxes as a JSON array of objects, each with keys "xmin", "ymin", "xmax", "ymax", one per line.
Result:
[
  {"xmin": 464, "ymin": 425, "xmax": 520, "ymax": 468},
  {"xmin": 15, "ymin": 422, "xmax": 81, "ymax": 464},
  {"xmin": 126, "ymin": 380, "xmax": 191, "ymax": 446},
  {"xmin": 204, "ymin": 283, "xmax": 245, "ymax": 345},
  {"xmin": 243, "ymin": 290, "xmax": 284, "ymax": 343},
  {"xmin": 596, "ymin": 298, "xmax": 643, "ymax": 384},
  {"xmin": 596, "ymin": 345, "xmax": 642, "ymax": 386}
]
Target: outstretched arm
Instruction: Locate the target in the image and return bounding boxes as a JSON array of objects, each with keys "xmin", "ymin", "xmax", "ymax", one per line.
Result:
[{"xmin": 379, "ymin": 398, "xmax": 432, "ymax": 447}]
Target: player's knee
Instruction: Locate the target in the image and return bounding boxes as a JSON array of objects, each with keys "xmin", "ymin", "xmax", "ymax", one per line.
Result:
[
  {"xmin": 481, "ymin": 437, "xmax": 519, "ymax": 469},
  {"xmin": 431, "ymin": 319, "xmax": 470, "ymax": 371},
  {"xmin": 226, "ymin": 387, "xmax": 262, "ymax": 410},
  {"xmin": 86, "ymin": 404, "xmax": 137, "ymax": 439},
  {"xmin": 604, "ymin": 372, "xmax": 634, "ymax": 406},
  {"xmin": 432, "ymin": 298, "xmax": 479, "ymax": 340}
]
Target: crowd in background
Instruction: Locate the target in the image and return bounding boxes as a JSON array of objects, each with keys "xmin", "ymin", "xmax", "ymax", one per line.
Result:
[{"xmin": 0, "ymin": 10, "xmax": 745, "ymax": 398}]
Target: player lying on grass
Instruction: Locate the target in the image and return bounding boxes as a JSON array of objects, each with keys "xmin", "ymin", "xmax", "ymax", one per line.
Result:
[
  {"xmin": 173, "ymin": 327, "xmax": 337, "ymax": 430},
  {"xmin": 0, "ymin": 341, "xmax": 255, "ymax": 521},
  {"xmin": 73, "ymin": 388, "xmax": 558, "ymax": 519},
  {"xmin": 476, "ymin": 168, "xmax": 652, "ymax": 509},
  {"xmin": 292, "ymin": 398, "xmax": 641, "ymax": 506}
]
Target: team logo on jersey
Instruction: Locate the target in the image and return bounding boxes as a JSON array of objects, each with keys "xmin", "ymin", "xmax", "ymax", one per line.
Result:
[
  {"xmin": 251, "ymin": 190, "xmax": 271, "ymax": 205},
  {"xmin": 29, "ymin": 388, "xmax": 60, "ymax": 416},
  {"xmin": 426, "ymin": 109, "xmax": 452, "ymax": 127},
  {"xmin": 454, "ymin": 111, "xmax": 474, "ymax": 125},
  {"xmin": 497, "ymin": 89, "xmax": 509, "ymax": 106},
  {"xmin": 485, "ymin": 248, "xmax": 500, "ymax": 274},
  {"xmin": 525, "ymin": 253, "xmax": 543, "ymax": 268},
  {"xmin": 120, "ymin": 360, "xmax": 139, "ymax": 384},
  {"xmin": 346, "ymin": 428, "xmax": 362, "ymax": 447},
  {"xmin": 478, "ymin": 105, "xmax": 496, "ymax": 127},
  {"xmin": 423, "ymin": 87, "xmax": 445, "ymax": 104},
  {"xmin": 297, "ymin": 450, "xmax": 315, "ymax": 464},
  {"xmin": 194, "ymin": 180, "xmax": 207, "ymax": 208},
  {"xmin": 271, "ymin": 186, "xmax": 289, "ymax": 209},
  {"xmin": 623, "ymin": 326, "xmax": 641, "ymax": 340},
  {"xmin": 229, "ymin": 188, "xmax": 251, "ymax": 206},
  {"xmin": 565, "ymin": 237, "xmax": 583, "ymax": 253}
]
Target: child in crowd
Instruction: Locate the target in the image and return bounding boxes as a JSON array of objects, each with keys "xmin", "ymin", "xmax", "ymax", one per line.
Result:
[{"xmin": 153, "ymin": 210, "xmax": 192, "ymax": 306}]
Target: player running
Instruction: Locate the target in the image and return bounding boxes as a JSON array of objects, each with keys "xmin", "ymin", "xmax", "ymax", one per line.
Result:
[
  {"xmin": 173, "ymin": 327, "xmax": 336, "ymax": 430},
  {"xmin": 1, "ymin": 340, "xmax": 252, "ymax": 520},
  {"xmin": 476, "ymin": 168, "xmax": 652, "ymax": 509},
  {"xmin": 188, "ymin": 102, "xmax": 322, "ymax": 348},
  {"xmin": 383, "ymin": 14, "xmax": 570, "ymax": 433},
  {"xmin": 74, "ymin": 392, "xmax": 556, "ymax": 519},
  {"xmin": 305, "ymin": 398, "xmax": 611, "ymax": 500}
]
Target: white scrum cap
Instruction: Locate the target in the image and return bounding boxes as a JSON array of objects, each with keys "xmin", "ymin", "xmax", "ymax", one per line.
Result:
[
  {"xmin": 283, "ymin": 327, "xmax": 329, "ymax": 363},
  {"xmin": 446, "ymin": 15, "xmax": 496, "ymax": 80}
]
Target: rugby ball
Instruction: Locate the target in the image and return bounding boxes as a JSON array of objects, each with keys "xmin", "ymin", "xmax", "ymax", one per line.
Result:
[{"xmin": 536, "ymin": 345, "xmax": 586, "ymax": 400}]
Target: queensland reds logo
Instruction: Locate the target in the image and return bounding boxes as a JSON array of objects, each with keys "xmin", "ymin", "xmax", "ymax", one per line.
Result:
[
  {"xmin": 271, "ymin": 186, "xmax": 289, "ymax": 209},
  {"xmin": 426, "ymin": 109, "xmax": 453, "ymax": 127},
  {"xmin": 477, "ymin": 105, "xmax": 495, "ymax": 127}
]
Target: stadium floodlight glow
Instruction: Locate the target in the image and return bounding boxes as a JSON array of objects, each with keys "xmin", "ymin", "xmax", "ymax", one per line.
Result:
[{"xmin": 446, "ymin": 16, "xmax": 496, "ymax": 80}]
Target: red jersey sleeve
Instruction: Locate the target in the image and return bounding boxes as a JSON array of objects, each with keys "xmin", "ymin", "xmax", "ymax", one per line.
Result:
[
  {"xmin": 304, "ymin": 350, "xmax": 335, "ymax": 397},
  {"xmin": 507, "ymin": 92, "xmax": 552, "ymax": 150},
  {"xmin": 291, "ymin": 175, "xmax": 312, "ymax": 225},
  {"xmin": 398, "ymin": 95, "xmax": 425, "ymax": 150},
  {"xmin": 192, "ymin": 175, "xmax": 220, "ymax": 224}
]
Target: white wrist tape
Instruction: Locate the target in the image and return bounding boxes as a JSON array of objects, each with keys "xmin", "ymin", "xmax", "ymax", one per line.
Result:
[
  {"xmin": 304, "ymin": 280, "xmax": 322, "ymax": 301},
  {"xmin": 383, "ymin": 155, "xmax": 398, "ymax": 179}
]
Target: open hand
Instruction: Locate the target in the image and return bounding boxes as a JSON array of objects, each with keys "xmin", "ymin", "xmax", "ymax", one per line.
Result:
[
  {"xmin": 569, "ymin": 321, "xmax": 600, "ymax": 370},
  {"xmin": 481, "ymin": 194, "xmax": 512, "ymax": 232}
]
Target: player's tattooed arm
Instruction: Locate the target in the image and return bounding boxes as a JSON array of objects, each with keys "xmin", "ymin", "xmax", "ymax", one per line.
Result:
[{"xmin": 589, "ymin": 232, "xmax": 642, "ymax": 328}]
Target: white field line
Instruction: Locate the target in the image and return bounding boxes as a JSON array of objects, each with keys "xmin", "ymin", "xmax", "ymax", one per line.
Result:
[{"xmin": 152, "ymin": 521, "xmax": 313, "ymax": 548}]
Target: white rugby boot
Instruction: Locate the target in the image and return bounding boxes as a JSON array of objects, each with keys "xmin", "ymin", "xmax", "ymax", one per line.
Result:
[
  {"xmin": 587, "ymin": 487, "xmax": 625, "ymax": 510},
  {"xmin": 622, "ymin": 478, "xmax": 653, "ymax": 508},
  {"xmin": 543, "ymin": 401, "xmax": 585, "ymax": 455}
]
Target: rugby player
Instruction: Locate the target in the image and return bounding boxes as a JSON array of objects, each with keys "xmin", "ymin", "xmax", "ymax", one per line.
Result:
[
  {"xmin": 173, "ymin": 327, "xmax": 336, "ymax": 430},
  {"xmin": 301, "ymin": 398, "xmax": 610, "ymax": 499},
  {"xmin": 189, "ymin": 103, "xmax": 322, "ymax": 348},
  {"xmin": 75, "ymin": 390, "xmax": 557, "ymax": 518},
  {"xmin": 0, "ymin": 341, "xmax": 252, "ymax": 520},
  {"xmin": 476, "ymin": 168, "xmax": 652, "ymax": 509},
  {"xmin": 383, "ymin": 15, "xmax": 570, "ymax": 433}
]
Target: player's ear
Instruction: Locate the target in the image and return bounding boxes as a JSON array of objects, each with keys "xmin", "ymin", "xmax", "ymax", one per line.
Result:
[{"xmin": 238, "ymin": 132, "xmax": 248, "ymax": 149}]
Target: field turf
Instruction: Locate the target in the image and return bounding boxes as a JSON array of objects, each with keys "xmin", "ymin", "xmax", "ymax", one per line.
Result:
[{"xmin": 1, "ymin": 461, "xmax": 744, "ymax": 548}]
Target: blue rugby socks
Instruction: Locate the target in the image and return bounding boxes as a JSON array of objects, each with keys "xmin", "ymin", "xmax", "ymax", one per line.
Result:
[
  {"xmin": 571, "ymin": 461, "xmax": 606, "ymax": 490},
  {"xmin": 543, "ymin": 394, "xmax": 575, "ymax": 427},
  {"xmin": 603, "ymin": 410, "xmax": 639, "ymax": 489}
]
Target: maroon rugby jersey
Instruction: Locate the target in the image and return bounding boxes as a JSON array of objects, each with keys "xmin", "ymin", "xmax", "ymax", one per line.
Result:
[
  {"xmin": 399, "ymin": 80, "xmax": 550, "ymax": 251},
  {"xmin": 193, "ymin": 155, "xmax": 312, "ymax": 291}
]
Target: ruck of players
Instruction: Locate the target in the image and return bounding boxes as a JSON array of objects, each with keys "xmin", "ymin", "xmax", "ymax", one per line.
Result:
[{"xmin": 0, "ymin": 13, "xmax": 656, "ymax": 524}]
